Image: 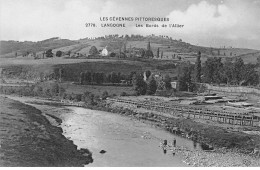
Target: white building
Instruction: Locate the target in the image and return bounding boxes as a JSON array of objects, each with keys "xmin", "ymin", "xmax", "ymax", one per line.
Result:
[
  {"xmin": 171, "ymin": 81, "xmax": 178, "ymax": 89},
  {"xmin": 101, "ymin": 46, "xmax": 108, "ymax": 56}
]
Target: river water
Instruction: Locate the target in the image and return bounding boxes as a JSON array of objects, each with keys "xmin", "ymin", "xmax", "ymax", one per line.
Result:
[{"xmin": 62, "ymin": 107, "xmax": 201, "ymax": 167}]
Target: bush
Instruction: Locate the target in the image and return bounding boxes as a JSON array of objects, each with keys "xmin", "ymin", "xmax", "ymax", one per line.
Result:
[
  {"xmin": 145, "ymin": 50, "xmax": 154, "ymax": 58},
  {"xmin": 56, "ymin": 51, "xmax": 62, "ymax": 57},
  {"xmin": 102, "ymin": 91, "xmax": 109, "ymax": 100},
  {"xmin": 120, "ymin": 92, "xmax": 127, "ymax": 96},
  {"xmin": 110, "ymin": 52, "xmax": 116, "ymax": 57},
  {"xmin": 75, "ymin": 94, "xmax": 82, "ymax": 102},
  {"xmin": 146, "ymin": 77, "xmax": 157, "ymax": 95},
  {"xmin": 46, "ymin": 49, "xmax": 53, "ymax": 58},
  {"xmin": 89, "ymin": 46, "xmax": 99, "ymax": 55}
]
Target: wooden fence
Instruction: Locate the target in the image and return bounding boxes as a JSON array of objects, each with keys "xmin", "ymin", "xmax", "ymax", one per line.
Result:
[{"xmin": 107, "ymin": 98, "xmax": 260, "ymax": 127}]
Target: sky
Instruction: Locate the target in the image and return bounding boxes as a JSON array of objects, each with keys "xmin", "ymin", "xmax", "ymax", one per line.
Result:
[{"xmin": 0, "ymin": 0, "xmax": 260, "ymax": 49}]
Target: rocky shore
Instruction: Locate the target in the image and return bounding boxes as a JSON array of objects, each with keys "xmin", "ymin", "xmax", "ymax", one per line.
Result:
[
  {"xmin": 175, "ymin": 146, "xmax": 260, "ymax": 167},
  {"xmin": 0, "ymin": 96, "xmax": 93, "ymax": 167}
]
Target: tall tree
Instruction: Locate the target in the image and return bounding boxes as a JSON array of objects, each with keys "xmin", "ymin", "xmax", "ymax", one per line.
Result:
[
  {"xmin": 79, "ymin": 72, "xmax": 85, "ymax": 85},
  {"xmin": 140, "ymin": 49, "xmax": 145, "ymax": 57},
  {"xmin": 46, "ymin": 49, "xmax": 53, "ymax": 58},
  {"xmin": 145, "ymin": 41, "xmax": 153, "ymax": 58},
  {"xmin": 145, "ymin": 50, "xmax": 154, "ymax": 58},
  {"xmin": 111, "ymin": 72, "xmax": 118, "ymax": 84},
  {"xmin": 164, "ymin": 74, "xmax": 172, "ymax": 90},
  {"xmin": 123, "ymin": 43, "xmax": 127, "ymax": 53},
  {"xmin": 233, "ymin": 57, "xmax": 245, "ymax": 85},
  {"xmin": 96, "ymin": 72, "xmax": 104, "ymax": 85},
  {"xmin": 145, "ymin": 70, "xmax": 151, "ymax": 80},
  {"xmin": 125, "ymin": 34, "xmax": 129, "ymax": 40},
  {"xmin": 257, "ymin": 56, "xmax": 260, "ymax": 66},
  {"xmin": 157, "ymin": 48, "xmax": 160, "ymax": 58},
  {"xmin": 128, "ymin": 71, "xmax": 136, "ymax": 83},
  {"xmin": 242, "ymin": 64, "xmax": 259, "ymax": 86},
  {"xmin": 178, "ymin": 63, "xmax": 194, "ymax": 91},
  {"xmin": 203, "ymin": 57, "xmax": 223, "ymax": 84},
  {"xmin": 132, "ymin": 73, "xmax": 147, "ymax": 95},
  {"xmin": 223, "ymin": 59, "xmax": 234, "ymax": 84},
  {"xmin": 89, "ymin": 46, "xmax": 99, "ymax": 55},
  {"xmin": 146, "ymin": 76, "xmax": 157, "ymax": 95},
  {"xmin": 85, "ymin": 72, "xmax": 92, "ymax": 84},
  {"xmin": 119, "ymin": 46, "xmax": 122, "ymax": 58},
  {"xmin": 195, "ymin": 51, "xmax": 202, "ymax": 83},
  {"xmin": 147, "ymin": 41, "xmax": 151, "ymax": 51}
]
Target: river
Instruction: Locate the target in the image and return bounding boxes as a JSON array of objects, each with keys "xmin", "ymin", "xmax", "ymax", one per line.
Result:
[
  {"xmin": 61, "ymin": 107, "xmax": 200, "ymax": 167},
  {"xmin": 4, "ymin": 95, "xmax": 260, "ymax": 167}
]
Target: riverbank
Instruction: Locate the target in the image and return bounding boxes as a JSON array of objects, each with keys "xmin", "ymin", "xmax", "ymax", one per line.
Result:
[
  {"xmin": 0, "ymin": 96, "xmax": 93, "ymax": 166},
  {"xmin": 3, "ymin": 95, "xmax": 260, "ymax": 166},
  {"xmin": 5, "ymin": 95, "xmax": 190, "ymax": 166}
]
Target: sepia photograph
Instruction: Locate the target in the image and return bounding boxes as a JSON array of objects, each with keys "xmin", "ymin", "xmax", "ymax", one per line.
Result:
[{"xmin": 0, "ymin": 0, "xmax": 260, "ymax": 167}]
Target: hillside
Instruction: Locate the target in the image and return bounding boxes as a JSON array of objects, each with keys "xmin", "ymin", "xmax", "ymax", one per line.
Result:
[
  {"xmin": 1, "ymin": 35, "xmax": 259, "ymax": 64},
  {"xmin": 0, "ymin": 37, "xmax": 77, "ymax": 57}
]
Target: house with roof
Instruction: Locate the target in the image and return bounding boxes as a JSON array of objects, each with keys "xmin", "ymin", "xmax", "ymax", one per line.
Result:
[{"xmin": 101, "ymin": 46, "xmax": 108, "ymax": 56}]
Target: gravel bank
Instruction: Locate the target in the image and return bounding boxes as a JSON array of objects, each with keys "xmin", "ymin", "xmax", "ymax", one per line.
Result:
[{"xmin": 175, "ymin": 147, "xmax": 260, "ymax": 167}]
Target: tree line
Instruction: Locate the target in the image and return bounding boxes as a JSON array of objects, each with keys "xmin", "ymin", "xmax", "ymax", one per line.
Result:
[
  {"xmin": 79, "ymin": 71, "xmax": 136, "ymax": 85},
  {"xmin": 78, "ymin": 70, "xmax": 173, "ymax": 96},
  {"xmin": 177, "ymin": 52, "xmax": 260, "ymax": 92},
  {"xmin": 132, "ymin": 71, "xmax": 172, "ymax": 95}
]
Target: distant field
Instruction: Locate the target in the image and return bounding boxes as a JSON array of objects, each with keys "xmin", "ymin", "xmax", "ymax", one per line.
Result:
[
  {"xmin": 55, "ymin": 58, "xmax": 180, "ymax": 82},
  {"xmin": 61, "ymin": 83, "xmax": 135, "ymax": 96},
  {"xmin": 0, "ymin": 57, "xmax": 148, "ymax": 67},
  {"xmin": 56, "ymin": 60, "xmax": 145, "ymax": 82},
  {"xmin": 0, "ymin": 57, "xmax": 89, "ymax": 66},
  {"xmin": 0, "ymin": 57, "xmax": 179, "ymax": 83}
]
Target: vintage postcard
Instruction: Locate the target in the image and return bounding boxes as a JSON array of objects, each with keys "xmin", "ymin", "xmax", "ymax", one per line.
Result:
[{"xmin": 0, "ymin": 0, "xmax": 260, "ymax": 167}]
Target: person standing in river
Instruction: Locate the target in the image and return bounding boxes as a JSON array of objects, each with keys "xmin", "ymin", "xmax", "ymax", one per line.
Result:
[{"xmin": 173, "ymin": 138, "xmax": 176, "ymax": 147}]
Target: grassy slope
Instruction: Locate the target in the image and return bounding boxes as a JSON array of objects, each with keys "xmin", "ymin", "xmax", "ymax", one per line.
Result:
[
  {"xmin": 0, "ymin": 96, "xmax": 93, "ymax": 166},
  {"xmin": 2, "ymin": 37, "xmax": 259, "ymax": 64},
  {"xmin": 0, "ymin": 38, "xmax": 77, "ymax": 57}
]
